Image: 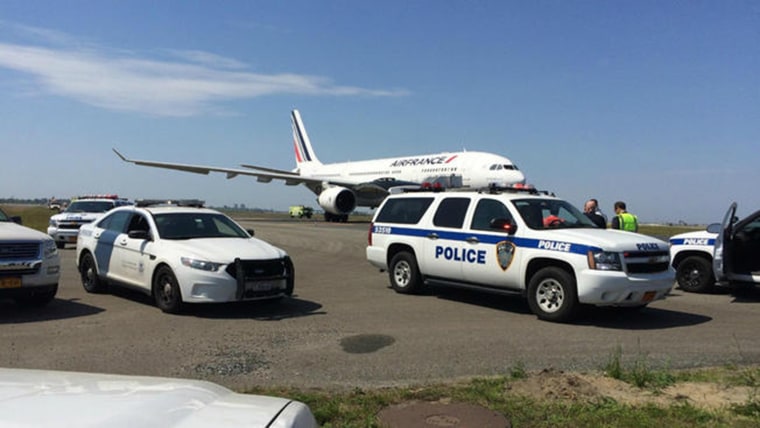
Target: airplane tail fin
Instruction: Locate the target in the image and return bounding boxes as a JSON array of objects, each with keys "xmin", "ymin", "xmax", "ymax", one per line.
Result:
[{"xmin": 291, "ymin": 110, "xmax": 322, "ymax": 168}]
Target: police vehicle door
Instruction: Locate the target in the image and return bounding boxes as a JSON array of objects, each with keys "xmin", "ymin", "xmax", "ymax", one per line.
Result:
[
  {"xmin": 462, "ymin": 198, "xmax": 523, "ymax": 289},
  {"xmin": 422, "ymin": 197, "xmax": 472, "ymax": 282},
  {"xmin": 716, "ymin": 204, "xmax": 760, "ymax": 284},
  {"xmin": 712, "ymin": 202, "xmax": 736, "ymax": 283},
  {"xmin": 115, "ymin": 212, "xmax": 154, "ymax": 289},
  {"xmin": 91, "ymin": 209, "xmax": 132, "ymax": 282}
]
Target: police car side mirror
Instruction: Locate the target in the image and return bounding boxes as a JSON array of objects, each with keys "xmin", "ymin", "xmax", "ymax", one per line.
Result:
[
  {"xmin": 10, "ymin": 216, "xmax": 22, "ymax": 225},
  {"xmin": 247, "ymin": 228, "xmax": 255, "ymax": 237},
  {"xmin": 490, "ymin": 218, "xmax": 517, "ymax": 235},
  {"xmin": 128, "ymin": 230, "xmax": 151, "ymax": 241},
  {"xmin": 706, "ymin": 223, "xmax": 721, "ymax": 234}
]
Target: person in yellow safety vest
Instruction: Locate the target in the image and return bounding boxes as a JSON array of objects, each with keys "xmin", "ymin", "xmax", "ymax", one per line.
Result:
[{"xmin": 611, "ymin": 201, "xmax": 638, "ymax": 232}]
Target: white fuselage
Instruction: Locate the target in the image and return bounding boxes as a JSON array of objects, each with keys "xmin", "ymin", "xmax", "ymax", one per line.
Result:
[{"xmin": 299, "ymin": 151, "xmax": 525, "ymax": 193}]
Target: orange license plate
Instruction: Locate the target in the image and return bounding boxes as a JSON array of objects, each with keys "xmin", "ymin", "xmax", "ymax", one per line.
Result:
[
  {"xmin": 0, "ymin": 277, "xmax": 22, "ymax": 289},
  {"xmin": 642, "ymin": 291, "xmax": 656, "ymax": 302}
]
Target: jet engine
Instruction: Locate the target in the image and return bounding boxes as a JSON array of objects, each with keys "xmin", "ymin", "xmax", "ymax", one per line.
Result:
[{"xmin": 318, "ymin": 186, "xmax": 357, "ymax": 216}]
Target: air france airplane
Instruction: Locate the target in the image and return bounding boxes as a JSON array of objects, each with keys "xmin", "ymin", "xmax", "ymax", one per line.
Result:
[{"xmin": 114, "ymin": 110, "xmax": 526, "ymax": 221}]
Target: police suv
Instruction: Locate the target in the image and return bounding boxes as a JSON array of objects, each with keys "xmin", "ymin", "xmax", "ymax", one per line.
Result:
[
  {"xmin": 670, "ymin": 202, "xmax": 760, "ymax": 293},
  {"xmin": 48, "ymin": 194, "xmax": 131, "ymax": 248},
  {"xmin": 366, "ymin": 186, "xmax": 674, "ymax": 322}
]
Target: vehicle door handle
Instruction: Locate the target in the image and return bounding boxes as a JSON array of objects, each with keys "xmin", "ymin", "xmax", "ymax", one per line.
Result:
[
  {"xmin": 119, "ymin": 239, "xmax": 128, "ymax": 246},
  {"xmin": 466, "ymin": 237, "xmax": 479, "ymax": 244},
  {"xmin": 427, "ymin": 233, "xmax": 439, "ymax": 240}
]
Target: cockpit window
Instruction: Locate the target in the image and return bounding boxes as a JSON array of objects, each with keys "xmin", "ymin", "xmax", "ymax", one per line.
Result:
[{"xmin": 489, "ymin": 164, "xmax": 519, "ymax": 171}]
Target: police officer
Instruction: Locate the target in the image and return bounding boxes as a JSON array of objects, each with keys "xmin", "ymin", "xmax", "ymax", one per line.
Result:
[
  {"xmin": 611, "ymin": 201, "xmax": 638, "ymax": 232},
  {"xmin": 583, "ymin": 200, "xmax": 606, "ymax": 228}
]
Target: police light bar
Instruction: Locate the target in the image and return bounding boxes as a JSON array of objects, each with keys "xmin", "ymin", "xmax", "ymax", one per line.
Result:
[
  {"xmin": 135, "ymin": 199, "xmax": 205, "ymax": 208},
  {"xmin": 72, "ymin": 194, "xmax": 121, "ymax": 200}
]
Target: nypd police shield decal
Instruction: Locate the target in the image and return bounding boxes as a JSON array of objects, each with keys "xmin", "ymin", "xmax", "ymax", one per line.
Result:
[{"xmin": 496, "ymin": 241, "xmax": 516, "ymax": 271}]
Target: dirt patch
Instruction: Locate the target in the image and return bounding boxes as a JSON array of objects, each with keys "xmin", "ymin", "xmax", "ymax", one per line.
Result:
[{"xmin": 506, "ymin": 368, "xmax": 755, "ymax": 410}]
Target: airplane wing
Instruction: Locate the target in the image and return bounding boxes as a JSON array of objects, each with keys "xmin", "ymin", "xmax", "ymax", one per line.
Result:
[
  {"xmin": 239, "ymin": 164, "xmax": 299, "ymax": 175},
  {"xmin": 113, "ymin": 149, "xmax": 358, "ymax": 188}
]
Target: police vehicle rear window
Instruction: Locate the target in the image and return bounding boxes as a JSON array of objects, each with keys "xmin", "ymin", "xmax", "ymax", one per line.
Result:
[{"xmin": 375, "ymin": 197, "xmax": 434, "ymax": 224}]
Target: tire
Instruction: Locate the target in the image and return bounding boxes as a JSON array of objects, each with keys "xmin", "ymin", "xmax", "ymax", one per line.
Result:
[
  {"xmin": 79, "ymin": 252, "xmax": 107, "ymax": 293},
  {"xmin": 15, "ymin": 285, "xmax": 58, "ymax": 307},
  {"xmin": 153, "ymin": 265, "xmax": 183, "ymax": 314},
  {"xmin": 527, "ymin": 267, "xmax": 579, "ymax": 322},
  {"xmin": 388, "ymin": 252, "xmax": 422, "ymax": 294},
  {"xmin": 676, "ymin": 256, "xmax": 715, "ymax": 293}
]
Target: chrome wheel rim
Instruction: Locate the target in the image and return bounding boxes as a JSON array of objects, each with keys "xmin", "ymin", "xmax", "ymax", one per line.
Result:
[
  {"xmin": 393, "ymin": 261, "xmax": 411, "ymax": 288},
  {"xmin": 536, "ymin": 278, "xmax": 565, "ymax": 313}
]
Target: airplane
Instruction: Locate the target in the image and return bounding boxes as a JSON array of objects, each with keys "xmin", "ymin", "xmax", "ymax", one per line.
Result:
[{"xmin": 114, "ymin": 110, "xmax": 526, "ymax": 222}]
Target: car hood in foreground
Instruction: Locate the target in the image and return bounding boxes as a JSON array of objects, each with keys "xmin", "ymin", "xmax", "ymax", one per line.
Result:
[
  {"xmin": 0, "ymin": 368, "xmax": 316, "ymax": 428},
  {"xmin": 0, "ymin": 222, "xmax": 53, "ymax": 242}
]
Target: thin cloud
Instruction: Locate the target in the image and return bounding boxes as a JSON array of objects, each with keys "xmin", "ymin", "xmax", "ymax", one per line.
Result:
[
  {"xmin": 164, "ymin": 49, "xmax": 250, "ymax": 70},
  {"xmin": 0, "ymin": 35, "xmax": 408, "ymax": 116}
]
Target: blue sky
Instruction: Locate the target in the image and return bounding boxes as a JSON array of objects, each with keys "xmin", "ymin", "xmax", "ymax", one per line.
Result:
[{"xmin": 0, "ymin": 1, "xmax": 757, "ymax": 224}]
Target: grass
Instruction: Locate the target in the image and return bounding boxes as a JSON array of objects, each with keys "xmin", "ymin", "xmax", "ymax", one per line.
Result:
[
  {"xmin": 239, "ymin": 349, "xmax": 760, "ymax": 426},
  {"xmin": 1, "ymin": 204, "xmax": 56, "ymax": 232},
  {"xmin": 244, "ymin": 366, "xmax": 760, "ymax": 427}
]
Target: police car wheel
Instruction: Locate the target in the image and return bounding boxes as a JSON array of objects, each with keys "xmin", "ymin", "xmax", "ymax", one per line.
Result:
[
  {"xmin": 79, "ymin": 252, "xmax": 107, "ymax": 293},
  {"xmin": 676, "ymin": 256, "xmax": 714, "ymax": 293},
  {"xmin": 389, "ymin": 252, "xmax": 422, "ymax": 294},
  {"xmin": 153, "ymin": 266, "xmax": 183, "ymax": 314},
  {"xmin": 527, "ymin": 267, "xmax": 579, "ymax": 323}
]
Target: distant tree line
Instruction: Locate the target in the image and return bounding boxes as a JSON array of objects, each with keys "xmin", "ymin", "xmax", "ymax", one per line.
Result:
[{"xmin": 0, "ymin": 198, "xmax": 49, "ymax": 205}]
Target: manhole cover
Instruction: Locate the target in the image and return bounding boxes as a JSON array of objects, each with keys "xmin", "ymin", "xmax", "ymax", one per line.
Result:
[{"xmin": 377, "ymin": 401, "xmax": 510, "ymax": 428}]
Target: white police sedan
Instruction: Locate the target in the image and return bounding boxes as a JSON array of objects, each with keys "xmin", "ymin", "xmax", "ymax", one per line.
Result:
[
  {"xmin": 76, "ymin": 200, "xmax": 294, "ymax": 313},
  {"xmin": 0, "ymin": 368, "xmax": 317, "ymax": 427}
]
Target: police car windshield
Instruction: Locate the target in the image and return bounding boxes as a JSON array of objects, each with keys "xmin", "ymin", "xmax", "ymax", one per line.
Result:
[
  {"xmin": 154, "ymin": 213, "xmax": 249, "ymax": 240},
  {"xmin": 511, "ymin": 198, "xmax": 596, "ymax": 230},
  {"xmin": 65, "ymin": 201, "xmax": 114, "ymax": 213}
]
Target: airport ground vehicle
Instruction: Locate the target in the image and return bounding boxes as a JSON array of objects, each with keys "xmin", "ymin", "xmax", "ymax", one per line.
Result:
[
  {"xmin": 0, "ymin": 207, "xmax": 60, "ymax": 307},
  {"xmin": 47, "ymin": 194, "xmax": 131, "ymax": 248},
  {"xmin": 76, "ymin": 199, "xmax": 294, "ymax": 313},
  {"xmin": 289, "ymin": 205, "xmax": 314, "ymax": 219},
  {"xmin": 0, "ymin": 368, "xmax": 317, "ymax": 427},
  {"xmin": 670, "ymin": 202, "xmax": 760, "ymax": 293},
  {"xmin": 366, "ymin": 186, "xmax": 674, "ymax": 322}
]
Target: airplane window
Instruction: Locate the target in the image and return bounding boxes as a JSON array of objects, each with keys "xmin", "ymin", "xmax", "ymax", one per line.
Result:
[
  {"xmin": 489, "ymin": 164, "xmax": 496, "ymax": 170},
  {"xmin": 503, "ymin": 165, "xmax": 514, "ymax": 170}
]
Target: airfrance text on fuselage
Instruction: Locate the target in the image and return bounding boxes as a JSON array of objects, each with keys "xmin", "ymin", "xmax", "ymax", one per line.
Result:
[{"xmin": 389, "ymin": 155, "xmax": 456, "ymax": 168}]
